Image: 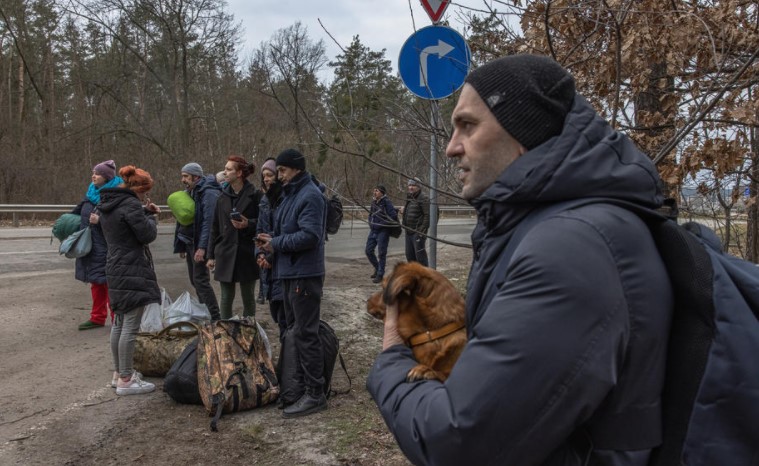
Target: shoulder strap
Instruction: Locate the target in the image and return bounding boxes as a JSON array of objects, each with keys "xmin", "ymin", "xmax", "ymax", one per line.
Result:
[{"xmin": 328, "ymin": 352, "xmax": 352, "ymax": 398}]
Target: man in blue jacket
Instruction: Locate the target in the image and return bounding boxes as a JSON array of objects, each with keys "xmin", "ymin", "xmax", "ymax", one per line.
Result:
[
  {"xmin": 366, "ymin": 184, "xmax": 398, "ymax": 283},
  {"xmin": 367, "ymin": 55, "xmax": 674, "ymax": 465},
  {"xmin": 256, "ymin": 148, "xmax": 327, "ymax": 418},
  {"xmin": 173, "ymin": 162, "xmax": 222, "ymax": 321}
]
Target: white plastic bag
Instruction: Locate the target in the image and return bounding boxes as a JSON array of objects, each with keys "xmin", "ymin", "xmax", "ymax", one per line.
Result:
[
  {"xmin": 256, "ymin": 320, "xmax": 272, "ymax": 358},
  {"xmin": 140, "ymin": 287, "xmax": 172, "ymax": 332},
  {"xmin": 163, "ymin": 291, "xmax": 211, "ymax": 326}
]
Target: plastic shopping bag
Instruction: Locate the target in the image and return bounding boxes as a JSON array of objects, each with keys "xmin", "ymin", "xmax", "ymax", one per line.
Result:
[
  {"xmin": 140, "ymin": 287, "xmax": 172, "ymax": 332},
  {"xmin": 163, "ymin": 291, "xmax": 211, "ymax": 327}
]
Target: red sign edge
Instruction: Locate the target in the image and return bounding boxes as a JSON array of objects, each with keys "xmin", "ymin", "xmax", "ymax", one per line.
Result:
[{"xmin": 420, "ymin": 0, "xmax": 450, "ymax": 23}]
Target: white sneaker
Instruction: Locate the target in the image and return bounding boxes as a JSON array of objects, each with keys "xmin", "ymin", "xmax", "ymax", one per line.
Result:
[
  {"xmin": 115, "ymin": 372, "xmax": 155, "ymax": 396},
  {"xmin": 110, "ymin": 370, "xmax": 143, "ymax": 388}
]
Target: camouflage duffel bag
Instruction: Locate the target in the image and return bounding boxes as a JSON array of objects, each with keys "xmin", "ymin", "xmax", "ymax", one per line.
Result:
[
  {"xmin": 134, "ymin": 321, "xmax": 200, "ymax": 377},
  {"xmin": 197, "ymin": 318, "xmax": 279, "ymax": 431}
]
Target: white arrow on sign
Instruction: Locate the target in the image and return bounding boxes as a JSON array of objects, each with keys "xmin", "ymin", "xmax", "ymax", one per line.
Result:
[{"xmin": 419, "ymin": 39, "xmax": 455, "ymax": 86}]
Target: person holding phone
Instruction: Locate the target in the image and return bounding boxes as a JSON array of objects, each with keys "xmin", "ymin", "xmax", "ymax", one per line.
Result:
[
  {"xmin": 207, "ymin": 156, "xmax": 262, "ymax": 319},
  {"xmin": 98, "ymin": 165, "xmax": 161, "ymax": 395}
]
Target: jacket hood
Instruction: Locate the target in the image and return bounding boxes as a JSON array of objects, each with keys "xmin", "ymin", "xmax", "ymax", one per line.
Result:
[
  {"xmin": 471, "ymin": 96, "xmax": 664, "ymax": 232},
  {"xmin": 194, "ymin": 174, "xmax": 221, "ymax": 193},
  {"xmin": 98, "ymin": 187, "xmax": 138, "ymax": 214}
]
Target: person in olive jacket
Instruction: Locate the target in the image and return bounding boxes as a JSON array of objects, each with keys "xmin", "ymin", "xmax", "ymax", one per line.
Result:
[
  {"xmin": 207, "ymin": 155, "xmax": 262, "ymax": 319},
  {"xmin": 98, "ymin": 165, "xmax": 161, "ymax": 396}
]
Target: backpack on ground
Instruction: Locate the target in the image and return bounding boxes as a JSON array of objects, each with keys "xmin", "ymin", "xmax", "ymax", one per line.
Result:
[
  {"xmin": 277, "ymin": 320, "xmax": 351, "ymax": 406},
  {"xmin": 163, "ymin": 337, "xmax": 203, "ymax": 405},
  {"xmin": 196, "ymin": 318, "xmax": 279, "ymax": 431},
  {"xmin": 511, "ymin": 199, "xmax": 759, "ymax": 465},
  {"xmin": 325, "ymin": 194, "xmax": 343, "ymax": 235}
]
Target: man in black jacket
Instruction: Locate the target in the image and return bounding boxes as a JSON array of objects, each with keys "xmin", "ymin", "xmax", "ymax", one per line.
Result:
[
  {"xmin": 400, "ymin": 177, "xmax": 430, "ymax": 267},
  {"xmin": 367, "ymin": 55, "xmax": 673, "ymax": 465},
  {"xmin": 365, "ymin": 185, "xmax": 398, "ymax": 283}
]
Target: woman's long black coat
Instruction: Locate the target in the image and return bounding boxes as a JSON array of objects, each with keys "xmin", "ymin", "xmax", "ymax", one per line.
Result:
[{"xmin": 208, "ymin": 181, "xmax": 262, "ymax": 283}]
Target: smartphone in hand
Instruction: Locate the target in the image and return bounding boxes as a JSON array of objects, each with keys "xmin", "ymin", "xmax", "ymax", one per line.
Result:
[{"xmin": 230, "ymin": 208, "xmax": 242, "ymax": 221}]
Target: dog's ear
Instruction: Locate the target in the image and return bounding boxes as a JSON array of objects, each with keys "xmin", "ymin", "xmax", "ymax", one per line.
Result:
[{"xmin": 382, "ymin": 264, "xmax": 418, "ymax": 306}]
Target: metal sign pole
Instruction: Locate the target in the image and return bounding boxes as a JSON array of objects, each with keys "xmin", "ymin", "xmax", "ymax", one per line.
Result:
[{"xmin": 429, "ymin": 101, "xmax": 439, "ymax": 269}]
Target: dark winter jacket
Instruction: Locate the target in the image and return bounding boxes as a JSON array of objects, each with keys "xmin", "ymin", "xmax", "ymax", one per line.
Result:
[
  {"xmin": 271, "ymin": 171, "xmax": 326, "ymax": 280},
  {"xmin": 98, "ymin": 187, "xmax": 161, "ymax": 314},
  {"xmin": 402, "ymin": 191, "xmax": 430, "ymax": 234},
  {"xmin": 257, "ymin": 182, "xmax": 283, "ymax": 301},
  {"xmin": 367, "ymin": 96, "xmax": 674, "ymax": 466},
  {"xmin": 173, "ymin": 175, "xmax": 221, "ymax": 255},
  {"xmin": 368, "ymin": 195, "xmax": 397, "ymax": 231},
  {"xmin": 208, "ymin": 180, "xmax": 261, "ymax": 283},
  {"xmin": 72, "ymin": 199, "xmax": 107, "ymax": 284}
]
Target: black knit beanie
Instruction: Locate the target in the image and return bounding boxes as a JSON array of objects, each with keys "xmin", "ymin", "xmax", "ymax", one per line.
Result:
[
  {"xmin": 375, "ymin": 184, "xmax": 387, "ymax": 195},
  {"xmin": 465, "ymin": 54, "xmax": 576, "ymax": 150},
  {"xmin": 275, "ymin": 148, "xmax": 306, "ymax": 171}
]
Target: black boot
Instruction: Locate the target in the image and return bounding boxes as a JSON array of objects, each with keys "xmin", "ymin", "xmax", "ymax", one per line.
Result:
[{"xmin": 282, "ymin": 392, "xmax": 327, "ymax": 419}]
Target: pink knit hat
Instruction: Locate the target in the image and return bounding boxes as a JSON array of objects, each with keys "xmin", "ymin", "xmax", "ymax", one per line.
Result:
[{"xmin": 93, "ymin": 160, "xmax": 116, "ymax": 181}]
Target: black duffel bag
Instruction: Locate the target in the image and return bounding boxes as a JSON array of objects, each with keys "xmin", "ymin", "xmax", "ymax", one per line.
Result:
[{"xmin": 163, "ymin": 337, "xmax": 203, "ymax": 405}]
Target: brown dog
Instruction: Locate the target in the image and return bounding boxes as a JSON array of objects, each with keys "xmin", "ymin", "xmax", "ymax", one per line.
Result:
[{"xmin": 367, "ymin": 261, "xmax": 466, "ymax": 382}]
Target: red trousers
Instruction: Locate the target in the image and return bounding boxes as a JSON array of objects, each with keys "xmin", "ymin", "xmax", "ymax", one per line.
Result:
[{"xmin": 90, "ymin": 283, "xmax": 112, "ymax": 325}]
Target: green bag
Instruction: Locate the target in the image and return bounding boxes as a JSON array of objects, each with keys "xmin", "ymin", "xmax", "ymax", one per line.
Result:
[
  {"xmin": 52, "ymin": 213, "xmax": 81, "ymax": 242},
  {"xmin": 168, "ymin": 190, "xmax": 195, "ymax": 226}
]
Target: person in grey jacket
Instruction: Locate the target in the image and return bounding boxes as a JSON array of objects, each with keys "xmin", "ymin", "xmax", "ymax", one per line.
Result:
[
  {"xmin": 174, "ymin": 162, "xmax": 222, "ymax": 321},
  {"xmin": 99, "ymin": 165, "xmax": 161, "ymax": 396},
  {"xmin": 399, "ymin": 177, "xmax": 430, "ymax": 267},
  {"xmin": 256, "ymin": 148, "xmax": 327, "ymax": 419},
  {"xmin": 367, "ymin": 55, "xmax": 674, "ymax": 465}
]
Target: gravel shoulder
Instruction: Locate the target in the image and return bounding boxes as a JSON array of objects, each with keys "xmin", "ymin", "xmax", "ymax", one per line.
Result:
[{"xmin": 0, "ymin": 239, "xmax": 471, "ymax": 466}]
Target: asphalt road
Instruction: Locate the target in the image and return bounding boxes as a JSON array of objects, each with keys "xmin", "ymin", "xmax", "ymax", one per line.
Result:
[{"xmin": 0, "ymin": 219, "xmax": 476, "ymax": 277}]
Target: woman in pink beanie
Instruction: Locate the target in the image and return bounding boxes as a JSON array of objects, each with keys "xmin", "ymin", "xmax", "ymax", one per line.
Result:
[{"xmin": 71, "ymin": 160, "xmax": 123, "ymax": 330}]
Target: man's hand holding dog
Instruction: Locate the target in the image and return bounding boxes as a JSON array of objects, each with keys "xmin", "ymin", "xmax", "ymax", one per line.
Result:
[{"xmin": 382, "ymin": 303, "xmax": 404, "ymax": 350}]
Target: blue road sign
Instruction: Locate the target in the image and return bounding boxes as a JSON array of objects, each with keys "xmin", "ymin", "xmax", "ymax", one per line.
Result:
[{"xmin": 398, "ymin": 25, "xmax": 470, "ymax": 100}]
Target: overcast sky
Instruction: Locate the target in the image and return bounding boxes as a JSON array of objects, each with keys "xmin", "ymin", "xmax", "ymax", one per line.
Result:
[{"xmin": 226, "ymin": 0, "xmax": 489, "ymax": 82}]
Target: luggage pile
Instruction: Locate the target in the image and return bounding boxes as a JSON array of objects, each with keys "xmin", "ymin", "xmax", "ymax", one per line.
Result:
[{"xmin": 135, "ymin": 305, "xmax": 350, "ymax": 431}]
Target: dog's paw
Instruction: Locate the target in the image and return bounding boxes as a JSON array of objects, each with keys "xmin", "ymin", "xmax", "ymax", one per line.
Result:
[
  {"xmin": 406, "ymin": 364, "xmax": 443, "ymax": 382},
  {"xmin": 366, "ymin": 291, "xmax": 386, "ymax": 320}
]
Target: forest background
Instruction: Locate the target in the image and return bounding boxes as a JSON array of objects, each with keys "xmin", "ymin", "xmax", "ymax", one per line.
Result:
[{"xmin": 0, "ymin": 0, "xmax": 757, "ymax": 257}]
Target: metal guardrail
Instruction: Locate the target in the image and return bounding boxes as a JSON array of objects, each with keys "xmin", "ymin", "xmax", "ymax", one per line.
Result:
[{"xmin": 0, "ymin": 204, "xmax": 476, "ymax": 227}]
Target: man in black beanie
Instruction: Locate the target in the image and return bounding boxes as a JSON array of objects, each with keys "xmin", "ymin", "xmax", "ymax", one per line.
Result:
[
  {"xmin": 368, "ymin": 55, "xmax": 672, "ymax": 465},
  {"xmin": 256, "ymin": 148, "xmax": 328, "ymax": 418}
]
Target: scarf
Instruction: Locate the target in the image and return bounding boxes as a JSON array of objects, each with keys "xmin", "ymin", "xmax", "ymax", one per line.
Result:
[{"xmin": 86, "ymin": 176, "xmax": 123, "ymax": 205}]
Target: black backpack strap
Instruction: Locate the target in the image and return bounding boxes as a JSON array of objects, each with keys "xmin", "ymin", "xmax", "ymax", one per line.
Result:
[
  {"xmin": 329, "ymin": 352, "xmax": 352, "ymax": 397},
  {"xmin": 210, "ymin": 394, "xmax": 225, "ymax": 432}
]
